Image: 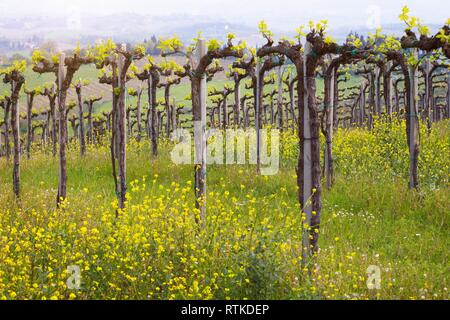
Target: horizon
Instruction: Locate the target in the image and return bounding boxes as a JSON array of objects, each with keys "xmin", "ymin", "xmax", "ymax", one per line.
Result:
[{"xmin": 0, "ymin": 0, "xmax": 449, "ymax": 31}]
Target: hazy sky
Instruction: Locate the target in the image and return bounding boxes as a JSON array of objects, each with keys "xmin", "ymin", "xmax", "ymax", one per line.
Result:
[{"xmin": 0, "ymin": 0, "xmax": 448, "ymax": 30}]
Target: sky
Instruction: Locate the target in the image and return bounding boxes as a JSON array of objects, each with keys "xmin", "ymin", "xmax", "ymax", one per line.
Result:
[{"xmin": 0, "ymin": 0, "xmax": 448, "ymax": 30}]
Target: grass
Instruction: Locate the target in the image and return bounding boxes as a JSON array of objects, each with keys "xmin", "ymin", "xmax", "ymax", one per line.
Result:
[{"xmin": 0, "ymin": 118, "xmax": 448, "ymax": 300}]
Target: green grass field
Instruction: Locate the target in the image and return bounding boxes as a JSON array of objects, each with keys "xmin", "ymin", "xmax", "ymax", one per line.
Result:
[{"xmin": 0, "ymin": 118, "xmax": 448, "ymax": 300}]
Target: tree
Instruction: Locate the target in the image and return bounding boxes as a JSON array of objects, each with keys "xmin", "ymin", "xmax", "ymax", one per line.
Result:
[
  {"xmin": 373, "ymin": 7, "xmax": 449, "ymax": 189},
  {"xmin": 282, "ymin": 68, "xmax": 298, "ymax": 129},
  {"xmin": 84, "ymin": 95, "xmax": 103, "ymax": 144},
  {"xmin": 0, "ymin": 95, "xmax": 11, "ymax": 160},
  {"xmin": 39, "ymin": 84, "xmax": 58, "ymax": 156},
  {"xmin": 1, "ymin": 60, "xmax": 26, "ymax": 198},
  {"xmin": 235, "ymin": 53, "xmax": 280, "ymax": 171},
  {"xmin": 73, "ymin": 79, "xmax": 90, "ymax": 156},
  {"xmin": 321, "ymin": 38, "xmax": 367, "ymax": 189},
  {"xmin": 226, "ymin": 65, "xmax": 247, "ymax": 126},
  {"xmin": 157, "ymin": 60, "xmax": 186, "ymax": 137},
  {"xmin": 258, "ymin": 20, "xmax": 365, "ymax": 258},
  {"xmin": 208, "ymin": 84, "xmax": 234, "ymax": 129},
  {"xmin": 24, "ymin": 86, "xmax": 42, "ymax": 159},
  {"xmin": 93, "ymin": 40, "xmax": 145, "ymax": 211},
  {"xmin": 32, "ymin": 47, "xmax": 95, "ymax": 206},
  {"xmin": 159, "ymin": 34, "xmax": 245, "ymax": 223},
  {"xmin": 135, "ymin": 56, "xmax": 165, "ymax": 157}
]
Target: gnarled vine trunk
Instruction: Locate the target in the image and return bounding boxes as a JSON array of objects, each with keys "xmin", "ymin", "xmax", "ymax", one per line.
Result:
[{"xmin": 11, "ymin": 79, "xmax": 24, "ymax": 198}]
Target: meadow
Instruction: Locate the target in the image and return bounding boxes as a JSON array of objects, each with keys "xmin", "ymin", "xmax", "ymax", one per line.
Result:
[{"xmin": 0, "ymin": 118, "xmax": 448, "ymax": 300}]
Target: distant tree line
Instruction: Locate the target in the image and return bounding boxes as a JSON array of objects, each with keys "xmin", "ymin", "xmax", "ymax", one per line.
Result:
[{"xmin": 142, "ymin": 35, "xmax": 162, "ymax": 55}]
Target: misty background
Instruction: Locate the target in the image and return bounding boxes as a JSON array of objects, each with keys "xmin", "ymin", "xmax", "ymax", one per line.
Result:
[{"xmin": 0, "ymin": 0, "xmax": 449, "ymax": 59}]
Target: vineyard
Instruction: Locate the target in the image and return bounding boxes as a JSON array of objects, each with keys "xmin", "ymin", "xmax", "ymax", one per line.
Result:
[{"xmin": 0, "ymin": 6, "xmax": 449, "ymax": 300}]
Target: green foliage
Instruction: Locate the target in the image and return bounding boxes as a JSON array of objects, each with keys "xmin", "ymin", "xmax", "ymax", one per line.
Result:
[
  {"xmin": 0, "ymin": 60, "xmax": 27, "ymax": 75},
  {"xmin": 227, "ymin": 64, "xmax": 246, "ymax": 78},
  {"xmin": 376, "ymin": 35, "xmax": 401, "ymax": 53},
  {"xmin": 51, "ymin": 54, "xmax": 60, "ymax": 65},
  {"xmin": 159, "ymin": 60, "xmax": 184, "ymax": 74},
  {"xmin": 133, "ymin": 44, "xmax": 146, "ymax": 57},
  {"xmin": 398, "ymin": 6, "xmax": 433, "ymax": 37},
  {"xmin": 144, "ymin": 56, "xmax": 157, "ymax": 70},
  {"xmin": 347, "ymin": 34, "xmax": 363, "ymax": 48},
  {"xmin": 208, "ymin": 86, "xmax": 218, "ymax": 95},
  {"xmin": 31, "ymin": 50, "xmax": 46, "ymax": 64},
  {"xmin": 258, "ymin": 20, "xmax": 273, "ymax": 39},
  {"xmin": 113, "ymin": 87, "xmax": 122, "ymax": 97},
  {"xmin": 67, "ymin": 100, "xmax": 77, "ymax": 108},
  {"xmin": 406, "ymin": 51, "xmax": 419, "ymax": 66},
  {"xmin": 294, "ymin": 25, "xmax": 305, "ymax": 42},
  {"xmin": 223, "ymin": 83, "xmax": 234, "ymax": 91},
  {"xmin": 128, "ymin": 88, "xmax": 138, "ymax": 96},
  {"xmin": 231, "ymin": 40, "xmax": 247, "ymax": 52},
  {"xmin": 207, "ymin": 39, "xmax": 222, "ymax": 52},
  {"xmin": 436, "ymin": 28, "xmax": 450, "ymax": 44},
  {"xmin": 308, "ymin": 19, "xmax": 328, "ymax": 33},
  {"xmin": 323, "ymin": 35, "xmax": 336, "ymax": 45},
  {"xmin": 158, "ymin": 37, "xmax": 184, "ymax": 55},
  {"xmin": 74, "ymin": 42, "xmax": 82, "ymax": 55},
  {"xmin": 128, "ymin": 63, "xmax": 139, "ymax": 79},
  {"xmin": 91, "ymin": 39, "xmax": 117, "ymax": 65}
]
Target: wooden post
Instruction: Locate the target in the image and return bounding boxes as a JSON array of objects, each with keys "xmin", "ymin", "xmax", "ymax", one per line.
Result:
[
  {"xmin": 147, "ymin": 75, "xmax": 152, "ymax": 140},
  {"xmin": 255, "ymin": 56, "xmax": 261, "ymax": 174},
  {"xmin": 193, "ymin": 39, "xmax": 207, "ymax": 224},
  {"xmin": 408, "ymin": 50, "xmax": 419, "ymax": 190},
  {"xmin": 50, "ymin": 85, "xmax": 57, "ymax": 157},
  {"xmin": 117, "ymin": 44, "xmax": 127, "ymax": 209},
  {"xmin": 149, "ymin": 72, "xmax": 158, "ymax": 156},
  {"xmin": 57, "ymin": 52, "xmax": 67, "ymax": 206},
  {"xmin": 324, "ymin": 58, "xmax": 335, "ymax": 189},
  {"xmin": 302, "ymin": 41, "xmax": 313, "ymax": 261},
  {"xmin": 11, "ymin": 80, "xmax": 20, "ymax": 198}
]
